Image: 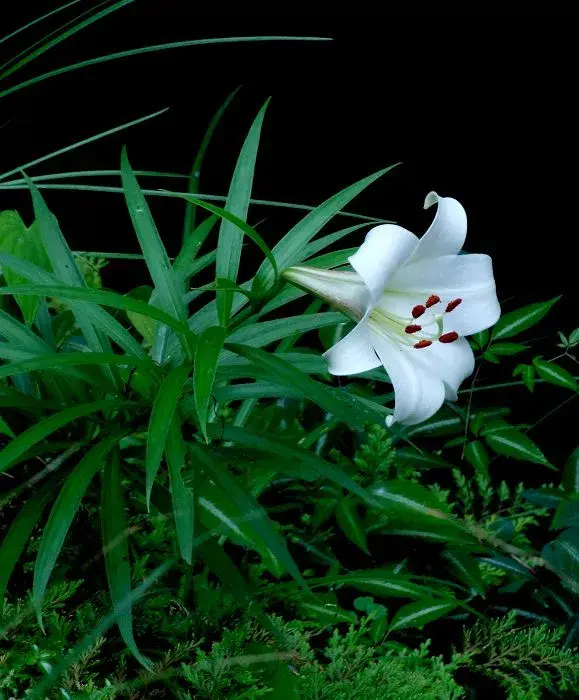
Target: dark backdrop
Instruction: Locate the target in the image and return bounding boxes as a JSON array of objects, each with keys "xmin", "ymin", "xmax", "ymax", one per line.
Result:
[{"xmin": 1, "ymin": 0, "xmax": 576, "ymax": 463}]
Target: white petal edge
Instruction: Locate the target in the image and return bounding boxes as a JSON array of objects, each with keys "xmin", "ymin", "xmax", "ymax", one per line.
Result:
[
  {"xmin": 372, "ymin": 335, "xmax": 446, "ymax": 426},
  {"xmin": 348, "ymin": 224, "xmax": 418, "ymax": 302},
  {"xmin": 409, "ymin": 336, "xmax": 475, "ymax": 401},
  {"xmin": 323, "ymin": 318, "xmax": 382, "ymax": 376},
  {"xmin": 409, "ymin": 192, "xmax": 467, "ymax": 263}
]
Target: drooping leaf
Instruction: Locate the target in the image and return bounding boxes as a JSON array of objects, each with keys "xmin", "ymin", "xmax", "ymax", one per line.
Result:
[
  {"xmin": 33, "ymin": 436, "xmax": 118, "ymax": 616},
  {"xmin": 492, "ymin": 297, "xmax": 560, "ymax": 341},
  {"xmin": 464, "ymin": 440, "xmax": 490, "ymax": 477},
  {"xmin": 194, "ymin": 325, "xmax": 227, "ymax": 442},
  {"xmin": 101, "ymin": 445, "xmax": 151, "ymax": 668},
  {"xmin": 336, "ymin": 497, "xmax": 369, "ymax": 553}
]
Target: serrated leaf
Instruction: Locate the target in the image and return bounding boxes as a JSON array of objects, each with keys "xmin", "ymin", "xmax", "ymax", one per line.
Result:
[
  {"xmin": 101, "ymin": 446, "xmax": 151, "ymax": 668},
  {"xmin": 216, "ymin": 99, "xmax": 268, "ymax": 324},
  {"xmin": 252, "ymin": 165, "xmax": 397, "ymax": 296},
  {"xmin": 464, "ymin": 440, "xmax": 489, "ymax": 477},
  {"xmin": 166, "ymin": 419, "xmax": 194, "ymax": 564},
  {"xmin": 533, "ymin": 358, "xmax": 578, "ymax": 392},
  {"xmin": 563, "ymin": 446, "xmax": 579, "ymax": 494},
  {"xmin": 484, "ymin": 425, "xmax": 553, "ymax": 468},
  {"xmin": 194, "ymin": 325, "xmax": 227, "ymax": 442},
  {"xmin": 389, "ymin": 598, "xmax": 457, "ymax": 632},
  {"xmin": 492, "ymin": 297, "xmax": 560, "ymax": 341},
  {"xmin": 33, "ymin": 436, "xmax": 118, "ymax": 616},
  {"xmin": 336, "ymin": 497, "xmax": 368, "ymax": 553},
  {"xmin": 146, "ymin": 365, "xmax": 191, "ymax": 508}
]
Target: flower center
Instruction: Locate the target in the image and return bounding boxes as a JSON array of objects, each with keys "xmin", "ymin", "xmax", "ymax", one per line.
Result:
[{"xmin": 369, "ymin": 294, "xmax": 462, "ymax": 349}]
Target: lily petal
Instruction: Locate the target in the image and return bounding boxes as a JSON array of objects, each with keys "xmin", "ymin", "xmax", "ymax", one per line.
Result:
[
  {"xmin": 409, "ymin": 192, "xmax": 467, "ymax": 263},
  {"xmin": 348, "ymin": 224, "xmax": 418, "ymax": 302},
  {"xmin": 372, "ymin": 335, "xmax": 446, "ymax": 426},
  {"xmin": 323, "ymin": 318, "xmax": 381, "ymax": 375},
  {"xmin": 409, "ymin": 336, "xmax": 475, "ymax": 401},
  {"xmin": 389, "ymin": 253, "xmax": 500, "ymax": 335}
]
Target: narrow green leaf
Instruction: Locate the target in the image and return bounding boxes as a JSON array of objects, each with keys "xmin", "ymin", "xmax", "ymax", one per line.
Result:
[
  {"xmin": 227, "ymin": 313, "xmax": 344, "ymax": 348},
  {"xmin": 301, "ymin": 222, "xmax": 368, "ymax": 260},
  {"xmin": 217, "ymin": 99, "xmax": 268, "ymax": 324},
  {"xmin": 33, "ymin": 436, "xmax": 118, "ymax": 615},
  {"xmin": 175, "ymin": 215, "xmax": 218, "ymax": 284},
  {"xmin": 308, "ymin": 571, "xmax": 428, "ymax": 599},
  {"xmin": 194, "ymin": 325, "xmax": 227, "ymax": 442},
  {"xmin": 484, "ymin": 425, "xmax": 553, "ymax": 468},
  {"xmin": 336, "ymin": 497, "xmax": 369, "ymax": 553},
  {"xmin": 395, "ymin": 447, "xmax": 455, "ymax": 471},
  {"xmin": 389, "ymin": 598, "xmax": 457, "ymax": 632},
  {"xmin": 101, "ymin": 446, "xmax": 151, "ymax": 668},
  {"xmin": 0, "ymin": 0, "xmax": 85, "ymax": 48},
  {"xmin": 492, "ymin": 297, "xmax": 560, "ymax": 341},
  {"xmin": 0, "ymin": 398, "xmax": 128, "ymax": 475},
  {"xmin": 183, "ymin": 89, "xmax": 240, "ymax": 238},
  {"xmin": 166, "ymin": 419, "xmax": 194, "ymax": 564},
  {"xmin": 0, "ymin": 478, "xmax": 56, "ymax": 602},
  {"xmin": 443, "ymin": 550, "xmax": 485, "ymax": 595},
  {"xmin": 226, "ymin": 343, "xmax": 384, "ymax": 429},
  {"xmin": 191, "ymin": 443, "xmax": 304, "ymax": 586},
  {"xmin": 120, "ymin": 148, "xmax": 188, "ymax": 330},
  {"xmin": 464, "ymin": 440, "xmax": 489, "ymax": 477},
  {"xmin": 533, "ymin": 358, "xmax": 578, "ymax": 392},
  {"xmin": 370, "ymin": 480, "xmax": 451, "ymax": 520},
  {"xmin": 252, "ymin": 165, "xmax": 398, "ymax": 296},
  {"xmin": 146, "ymin": 365, "xmax": 191, "ymax": 508},
  {"xmin": 296, "ymin": 598, "xmax": 356, "ymax": 625},
  {"xmin": 563, "ymin": 446, "xmax": 579, "ymax": 494},
  {"xmin": 489, "ymin": 342, "xmax": 527, "ymax": 356}
]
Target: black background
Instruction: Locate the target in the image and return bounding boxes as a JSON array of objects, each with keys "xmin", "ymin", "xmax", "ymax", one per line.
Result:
[{"xmin": 1, "ymin": 0, "xmax": 576, "ymax": 464}]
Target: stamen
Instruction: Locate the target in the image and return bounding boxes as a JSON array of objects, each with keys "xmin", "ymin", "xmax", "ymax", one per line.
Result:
[
  {"xmin": 425, "ymin": 294, "xmax": 440, "ymax": 308},
  {"xmin": 405, "ymin": 324, "xmax": 422, "ymax": 334},
  {"xmin": 445, "ymin": 298, "xmax": 462, "ymax": 313},
  {"xmin": 411, "ymin": 304, "xmax": 426, "ymax": 319},
  {"xmin": 439, "ymin": 331, "xmax": 459, "ymax": 344},
  {"xmin": 414, "ymin": 339, "xmax": 432, "ymax": 349}
]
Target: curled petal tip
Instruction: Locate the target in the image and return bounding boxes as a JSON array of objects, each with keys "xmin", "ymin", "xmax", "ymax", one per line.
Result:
[{"xmin": 424, "ymin": 191, "xmax": 439, "ymax": 210}]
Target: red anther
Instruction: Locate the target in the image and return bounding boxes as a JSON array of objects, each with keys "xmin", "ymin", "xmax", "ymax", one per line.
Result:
[
  {"xmin": 414, "ymin": 339, "xmax": 432, "ymax": 349},
  {"xmin": 405, "ymin": 324, "xmax": 422, "ymax": 334},
  {"xmin": 425, "ymin": 294, "xmax": 440, "ymax": 308},
  {"xmin": 411, "ymin": 304, "xmax": 426, "ymax": 318},
  {"xmin": 445, "ymin": 298, "xmax": 462, "ymax": 313},
  {"xmin": 439, "ymin": 331, "xmax": 459, "ymax": 344}
]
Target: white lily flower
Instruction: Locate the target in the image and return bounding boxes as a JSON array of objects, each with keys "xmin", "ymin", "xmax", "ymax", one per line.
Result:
[{"xmin": 283, "ymin": 192, "xmax": 500, "ymax": 426}]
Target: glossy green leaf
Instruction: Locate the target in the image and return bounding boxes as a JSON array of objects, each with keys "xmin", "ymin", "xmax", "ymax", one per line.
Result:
[
  {"xmin": 395, "ymin": 446, "xmax": 455, "ymax": 471},
  {"xmin": 513, "ymin": 363, "xmax": 536, "ymax": 392},
  {"xmin": 0, "ymin": 398, "xmax": 127, "ymax": 475},
  {"xmin": 194, "ymin": 325, "xmax": 227, "ymax": 442},
  {"xmin": 542, "ymin": 528, "xmax": 579, "ymax": 594},
  {"xmin": 483, "ymin": 424, "xmax": 553, "ymax": 468},
  {"xmin": 336, "ymin": 497, "xmax": 368, "ymax": 553},
  {"xmin": 310, "ymin": 571, "xmax": 428, "ymax": 599},
  {"xmin": 563, "ymin": 446, "xmax": 579, "ymax": 494},
  {"xmin": 297, "ymin": 597, "xmax": 357, "ymax": 625},
  {"xmin": 166, "ymin": 419, "xmax": 194, "ymax": 564},
  {"xmin": 101, "ymin": 446, "xmax": 151, "ymax": 668},
  {"xmin": 0, "ymin": 478, "xmax": 56, "ymax": 602},
  {"xmin": 227, "ymin": 312, "xmax": 344, "ymax": 347},
  {"xmin": 226, "ymin": 343, "xmax": 385, "ymax": 429},
  {"xmin": 252, "ymin": 165, "xmax": 397, "ymax": 296},
  {"xmin": 191, "ymin": 443, "xmax": 304, "ymax": 585},
  {"xmin": 533, "ymin": 358, "xmax": 578, "ymax": 392},
  {"xmin": 489, "ymin": 342, "xmax": 527, "ymax": 355},
  {"xmin": 216, "ymin": 100, "xmax": 268, "ymax": 324},
  {"xmin": 389, "ymin": 598, "xmax": 457, "ymax": 632},
  {"xmin": 146, "ymin": 364, "xmax": 191, "ymax": 508},
  {"xmin": 492, "ymin": 297, "xmax": 560, "ymax": 341},
  {"xmin": 552, "ymin": 500, "xmax": 579, "ymax": 530},
  {"xmin": 443, "ymin": 549, "xmax": 485, "ymax": 595},
  {"xmin": 464, "ymin": 440, "xmax": 489, "ymax": 477},
  {"xmin": 370, "ymin": 480, "xmax": 451, "ymax": 520},
  {"xmin": 33, "ymin": 436, "xmax": 118, "ymax": 615}
]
